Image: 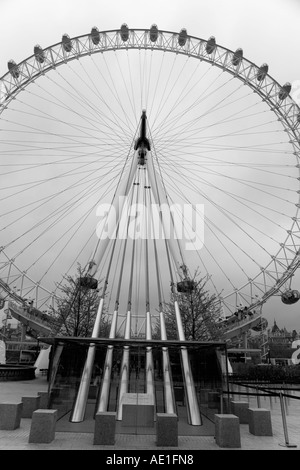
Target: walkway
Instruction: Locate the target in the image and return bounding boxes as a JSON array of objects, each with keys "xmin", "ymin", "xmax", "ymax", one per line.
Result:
[{"xmin": 0, "ymin": 374, "xmax": 299, "ymax": 451}]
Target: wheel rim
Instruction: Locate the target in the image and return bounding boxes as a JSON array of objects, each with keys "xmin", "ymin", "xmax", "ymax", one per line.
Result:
[{"xmin": 0, "ymin": 26, "xmax": 300, "ymax": 318}]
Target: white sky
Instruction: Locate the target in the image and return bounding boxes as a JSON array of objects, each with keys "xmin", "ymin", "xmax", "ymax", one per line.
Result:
[
  {"xmin": 1, "ymin": 0, "xmax": 300, "ymax": 331},
  {"xmin": 1, "ymin": 0, "xmax": 300, "ymax": 84}
]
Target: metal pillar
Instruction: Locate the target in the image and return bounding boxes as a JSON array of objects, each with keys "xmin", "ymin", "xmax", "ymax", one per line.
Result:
[
  {"xmin": 117, "ymin": 310, "xmax": 131, "ymax": 420},
  {"xmin": 145, "ymin": 311, "xmax": 155, "ymax": 401},
  {"xmin": 70, "ymin": 297, "xmax": 105, "ymax": 422},
  {"xmin": 160, "ymin": 311, "xmax": 176, "ymax": 414},
  {"xmin": 174, "ymin": 301, "xmax": 202, "ymax": 425},
  {"xmin": 97, "ymin": 309, "xmax": 118, "ymax": 413}
]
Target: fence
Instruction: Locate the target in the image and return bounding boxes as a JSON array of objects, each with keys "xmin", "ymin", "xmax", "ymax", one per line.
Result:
[{"xmin": 225, "ymin": 380, "xmax": 299, "ymax": 448}]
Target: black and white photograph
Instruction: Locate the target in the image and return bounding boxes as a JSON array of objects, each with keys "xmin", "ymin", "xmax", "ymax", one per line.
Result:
[{"xmin": 0, "ymin": 0, "xmax": 299, "ymax": 455}]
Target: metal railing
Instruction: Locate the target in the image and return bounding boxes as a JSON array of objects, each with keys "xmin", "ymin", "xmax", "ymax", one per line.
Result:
[{"xmin": 225, "ymin": 380, "xmax": 299, "ymax": 448}]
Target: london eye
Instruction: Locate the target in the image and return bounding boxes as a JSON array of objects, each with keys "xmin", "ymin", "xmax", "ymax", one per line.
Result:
[{"xmin": 1, "ymin": 25, "xmax": 300, "ymax": 424}]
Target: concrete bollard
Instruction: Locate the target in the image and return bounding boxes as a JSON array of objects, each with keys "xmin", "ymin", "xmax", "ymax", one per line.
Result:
[
  {"xmin": 0, "ymin": 402, "xmax": 23, "ymax": 430},
  {"xmin": 215, "ymin": 414, "xmax": 241, "ymax": 448},
  {"xmin": 248, "ymin": 408, "xmax": 273, "ymax": 436},
  {"xmin": 21, "ymin": 396, "xmax": 41, "ymax": 418},
  {"xmin": 28, "ymin": 409, "xmax": 57, "ymax": 443},
  {"xmin": 94, "ymin": 412, "xmax": 116, "ymax": 445},
  {"xmin": 230, "ymin": 400, "xmax": 249, "ymax": 424},
  {"xmin": 156, "ymin": 413, "xmax": 178, "ymax": 447}
]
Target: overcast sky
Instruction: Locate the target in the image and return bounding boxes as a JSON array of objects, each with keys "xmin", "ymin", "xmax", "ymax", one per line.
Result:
[
  {"xmin": 1, "ymin": 0, "xmax": 300, "ymax": 84},
  {"xmin": 1, "ymin": 0, "xmax": 300, "ymax": 332}
]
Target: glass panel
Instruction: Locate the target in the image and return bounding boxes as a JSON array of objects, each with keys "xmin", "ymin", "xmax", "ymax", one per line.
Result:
[{"xmin": 48, "ymin": 339, "xmax": 227, "ymax": 436}]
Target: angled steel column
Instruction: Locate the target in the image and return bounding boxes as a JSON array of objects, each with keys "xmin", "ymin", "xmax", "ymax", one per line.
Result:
[
  {"xmin": 70, "ymin": 297, "xmax": 105, "ymax": 422},
  {"xmin": 160, "ymin": 311, "xmax": 176, "ymax": 414},
  {"xmin": 174, "ymin": 300, "xmax": 202, "ymax": 425},
  {"xmin": 97, "ymin": 309, "xmax": 118, "ymax": 412},
  {"xmin": 117, "ymin": 310, "xmax": 131, "ymax": 420},
  {"xmin": 145, "ymin": 311, "xmax": 155, "ymax": 401},
  {"xmin": 147, "ymin": 150, "xmax": 201, "ymax": 425}
]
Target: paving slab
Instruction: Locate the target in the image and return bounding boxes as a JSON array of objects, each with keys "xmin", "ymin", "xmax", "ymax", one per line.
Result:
[{"xmin": 0, "ymin": 377, "xmax": 299, "ymax": 450}]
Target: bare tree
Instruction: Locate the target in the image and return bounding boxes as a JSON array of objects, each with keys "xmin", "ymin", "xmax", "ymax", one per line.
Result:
[
  {"xmin": 157, "ymin": 269, "xmax": 222, "ymax": 341},
  {"xmin": 50, "ymin": 264, "xmax": 110, "ymax": 337}
]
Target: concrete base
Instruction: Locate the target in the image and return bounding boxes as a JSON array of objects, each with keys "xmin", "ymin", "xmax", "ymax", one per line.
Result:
[
  {"xmin": 37, "ymin": 391, "xmax": 49, "ymax": 409},
  {"xmin": 21, "ymin": 396, "xmax": 41, "ymax": 418},
  {"xmin": 215, "ymin": 414, "xmax": 241, "ymax": 448},
  {"xmin": 230, "ymin": 400, "xmax": 249, "ymax": 424},
  {"xmin": 248, "ymin": 408, "xmax": 273, "ymax": 436},
  {"xmin": 121, "ymin": 393, "xmax": 154, "ymax": 427},
  {"xmin": 123, "ymin": 404, "xmax": 155, "ymax": 427},
  {"xmin": 94, "ymin": 412, "xmax": 116, "ymax": 445},
  {"xmin": 28, "ymin": 409, "xmax": 57, "ymax": 443},
  {"xmin": 0, "ymin": 402, "xmax": 23, "ymax": 430},
  {"xmin": 156, "ymin": 413, "xmax": 178, "ymax": 447}
]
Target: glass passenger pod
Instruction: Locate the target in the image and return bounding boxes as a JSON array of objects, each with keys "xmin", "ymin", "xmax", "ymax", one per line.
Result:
[
  {"xmin": 34, "ymin": 45, "xmax": 45, "ymax": 63},
  {"xmin": 78, "ymin": 276, "xmax": 98, "ymax": 290},
  {"xmin": 62, "ymin": 34, "xmax": 72, "ymax": 53},
  {"xmin": 91, "ymin": 27, "xmax": 100, "ymax": 45},
  {"xmin": 232, "ymin": 48, "xmax": 243, "ymax": 67},
  {"xmin": 281, "ymin": 289, "xmax": 300, "ymax": 305},
  {"xmin": 257, "ymin": 63, "xmax": 268, "ymax": 81},
  {"xmin": 205, "ymin": 36, "xmax": 216, "ymax": 54},
  {"xmin": 177, "ymin": 279, "xmax": 195, "ymax": 293},
  {"xmin": 8, "ymin": 60, "xmax": 20, "ymax": 79},
  {"xmin": 0, "ymin": 297, "xmax": 4, "ymax": 309},
  {"xmin": 120, "ymin": 23, "xmax": 129, "ymax": 42},
  {"xmin": 278, "ymin": 82, "xmax": 292, "ymax": 101},
  {"xmin": 178, "ymin": 28, "xmax": 187, "ymax": 47},
  {"xmin": 251, "ymin": 318, "xmax": 268, "ymax": 332},
  {"xmin": 149, "ymin": 24, "xmax": 158, "ymax": 42}
]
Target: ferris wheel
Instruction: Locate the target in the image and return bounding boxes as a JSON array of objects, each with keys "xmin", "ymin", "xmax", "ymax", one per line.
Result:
[{"xmin": 0, "ymin": 24, "xmax": 300, "ymax": 330}]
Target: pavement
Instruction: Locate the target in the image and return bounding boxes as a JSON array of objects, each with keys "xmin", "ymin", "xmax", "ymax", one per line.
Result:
[{"xmin": 0, "ymin": 373, "xmax": 299, "ymax": 454}]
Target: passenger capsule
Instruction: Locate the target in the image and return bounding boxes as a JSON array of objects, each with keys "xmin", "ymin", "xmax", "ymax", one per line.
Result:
[
  {"xmin": 278, "ymin": 82, "xmax": 292, "ymax": 101},
  {"xmin": 91, "ymin": 27, "xmax": 100, "ymax": 45},
  {"xmin": 79, "ymin": 276, "xmax": 98, "ymax": 290},
  {"xmin": 8, "ymin": 60, "xmax": 20, "ymax": 79},
  {"xmin": 251, "ymin": 318, "xmax": 268, "ymax": 332},
  {"xmin": 62, "ymin": 34, "xmax": 72, "ymax": 52},
  {"xmin": 257, "ymin": 63, "xmax": 268, "ymax": 81},
  {"xmin": 206, "ymin": 36, "xmax": 216, "ymax": 54},
  {"xmin": 281, "ymin": 289, "xmax": 300, "ymax": 305},
  {"xmin": 177, "ymin": 279, "xmax": 195, "ymax": 293},
  {"xmin": 34, "ymin": 45, "xmax": 45, "ymax": 63},
  {"xmin": 120, "ymin": 23, "xmax": 129, "ymax": 42},
  {"xmin": 232, "ymin": 48, "xmax": 243, "ymax": 67},
  {"xmin": 149, "ymin": 24, "xmax": 158, "ymax": 42},
  {"xmin": 178, "ymin": 28, "xmax": 187, "ymax": 47},
  {"xmin": 0, "ymin": 297, "xmax": 4, "ymax": 310},
  {"xmin": 297, "ymin": 113, "xmax": 300, "ymax": 123}
]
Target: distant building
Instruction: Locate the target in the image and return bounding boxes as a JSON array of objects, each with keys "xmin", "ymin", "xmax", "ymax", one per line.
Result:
[
  {"xmin": 267, "ymin": 320, "xmax": 299, "ymax": 365},
  {"xmin": 0, "ymin": 302, "xmax": 20, "ymax": 341}
]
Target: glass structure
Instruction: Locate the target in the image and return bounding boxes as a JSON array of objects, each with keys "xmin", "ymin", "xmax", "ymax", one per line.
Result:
[{"xmin": 45, "ymin": 337, "xmax": 228, "ymax": 436}]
